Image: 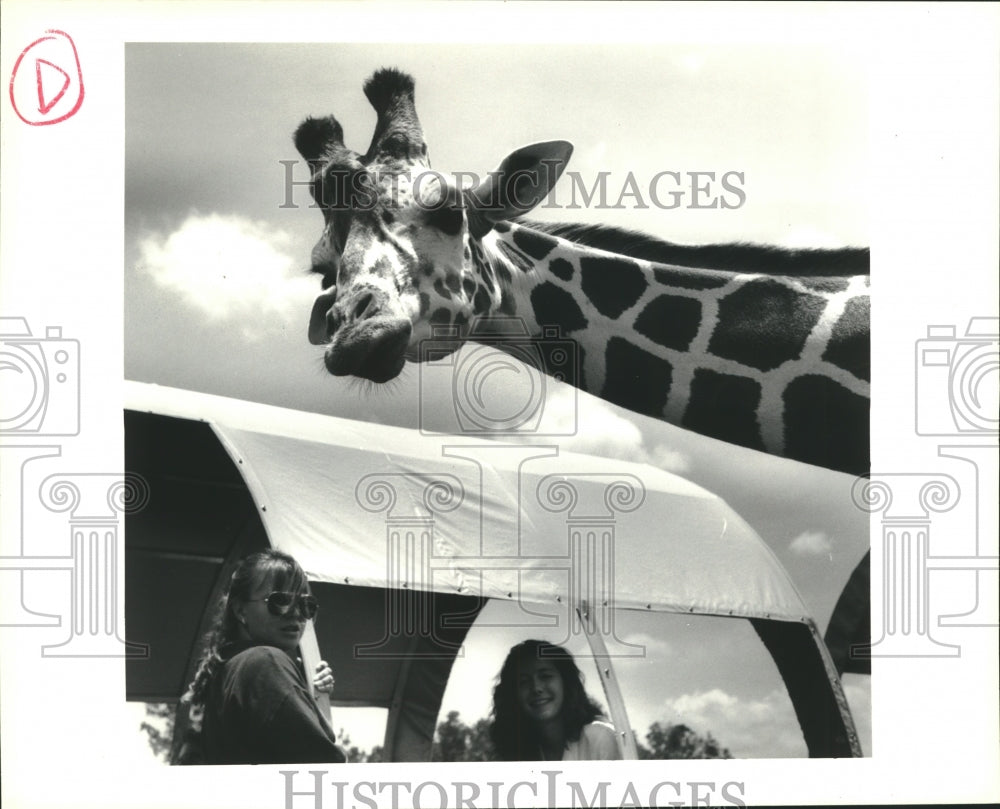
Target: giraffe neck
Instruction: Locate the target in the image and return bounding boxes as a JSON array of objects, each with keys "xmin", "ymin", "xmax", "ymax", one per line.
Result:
[{"xmin": 477, "ymin": 220, "xmax": 870, "ymax": 476}]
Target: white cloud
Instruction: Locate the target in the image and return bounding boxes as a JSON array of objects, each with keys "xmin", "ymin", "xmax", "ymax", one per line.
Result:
[
  {"xmin": 660, "ymin": 687, "xmax": 806, "ymax": 758},
  {"xmin": 789, "ymin": 530, "xmax": 833, "ymax": 556},
  {"xmin": 619, "ymin": 632, "xmax": 672, "ymax": 657},
  {"xmin": 648, "ymin": 443, "xmax": 691, "ymax": 475},
  {"xmin": 137, "ymin": 212, "xmax": 316, "ymax": 337}
]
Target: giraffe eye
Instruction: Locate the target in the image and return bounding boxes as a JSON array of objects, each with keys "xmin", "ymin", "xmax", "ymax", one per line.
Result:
[{"xmin": 428, "ymin": 205, "xmax": 464, "ymax": 236}]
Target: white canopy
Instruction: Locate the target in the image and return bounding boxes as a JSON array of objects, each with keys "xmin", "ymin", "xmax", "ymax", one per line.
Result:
[{"xmin": 125, "ymin": 381, "xmax": 807, "ymax": 623}]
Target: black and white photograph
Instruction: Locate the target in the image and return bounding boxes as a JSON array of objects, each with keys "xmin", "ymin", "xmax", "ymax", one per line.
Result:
[{"xmin": 1, "ymin": 3, "xmax": 997, "ymax": 808}]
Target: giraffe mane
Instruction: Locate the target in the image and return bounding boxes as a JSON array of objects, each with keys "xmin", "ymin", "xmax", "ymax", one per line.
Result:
[{"xmin": 515, "ymin": 219, "xmax": 869, "ymax": 276}]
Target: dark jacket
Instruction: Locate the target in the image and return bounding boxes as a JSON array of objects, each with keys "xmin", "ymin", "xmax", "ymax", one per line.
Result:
[{"xmin": 201, "ymin": 642, "xmax": 346, "ymax": 764}]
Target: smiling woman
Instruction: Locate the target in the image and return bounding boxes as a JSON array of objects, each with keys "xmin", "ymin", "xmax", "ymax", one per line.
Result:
[
  {"xmin": 490, "ymin": 640, "xmax": 620, "ymax": 762},
  {"xmin": 175, "ymin": 549, "xmax": 346, "ymax": 765}
]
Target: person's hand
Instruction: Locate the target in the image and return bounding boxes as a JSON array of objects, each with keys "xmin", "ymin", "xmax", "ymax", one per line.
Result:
[{"xmin": 313, "ymin": 660, "xmax": 335, "ymax": 695}]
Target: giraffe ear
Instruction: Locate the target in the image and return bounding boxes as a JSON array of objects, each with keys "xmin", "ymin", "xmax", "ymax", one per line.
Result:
[{"xmin": 467, "ymin": 140, "xmax": 573, "ymax": 235}]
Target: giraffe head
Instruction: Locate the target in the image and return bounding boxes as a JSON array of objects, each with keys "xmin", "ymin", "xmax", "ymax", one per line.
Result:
[{"xmin": 296, "ymin": 68, "xmax": 572, "ymax": 383}]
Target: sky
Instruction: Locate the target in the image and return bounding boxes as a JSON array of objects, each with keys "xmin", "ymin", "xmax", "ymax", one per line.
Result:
[{"xmin": 123, "ymin": 42, "xmax": 871, "ymax": 758}]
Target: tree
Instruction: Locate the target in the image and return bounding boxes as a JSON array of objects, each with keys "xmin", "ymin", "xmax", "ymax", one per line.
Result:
[
  {"xmin": 431, "ymin": 711, "xmax": 494, "ymax": 762},
  {"xmin": 140, "ymin": 702, "xmax": 175, "ymax": 762},
  {"xmin": 635, "ymin": 721, "xmax": 731, "ymax": 759},
  {"xmin": 333, "ymin": 730, "xmax": 382, "ymax": 763}
]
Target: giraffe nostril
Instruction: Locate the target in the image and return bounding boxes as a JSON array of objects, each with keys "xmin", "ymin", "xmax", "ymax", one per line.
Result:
[{"xmin": 353, "ymin": 292, "xmax": 374, "ymax": 320}]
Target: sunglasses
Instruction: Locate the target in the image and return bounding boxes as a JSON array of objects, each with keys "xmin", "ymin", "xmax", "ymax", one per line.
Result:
[{"xmin": 248, "ymin": 591, "xmax": 319, "ymax": 620}]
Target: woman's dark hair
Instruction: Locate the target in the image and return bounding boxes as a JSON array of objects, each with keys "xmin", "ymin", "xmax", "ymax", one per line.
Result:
[
  {"xmin": 489, "ymin": 639, "xmax": 604, "ymax": 761},
  {"xmin": 180, "ymin": 549, "xmax": 309, "ymax": 712}
]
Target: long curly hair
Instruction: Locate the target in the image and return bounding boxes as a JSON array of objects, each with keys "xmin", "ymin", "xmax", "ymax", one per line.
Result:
[
  {"xmin": 180, "ymin": 549, "xmax": 309, "ymax": 715},
  {"xmin": 489, "ymin": 639, "xmax": 604, "ymax": 761}
]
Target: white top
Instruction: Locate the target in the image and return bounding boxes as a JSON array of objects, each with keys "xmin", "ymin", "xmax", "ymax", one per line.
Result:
[
  {"xmin": 125, "ymin": 381, "xmax": 822, "ymax": 625},
  {"xmin": 562, "ymin": 721, "xmax": 621, "ymax": 761}
]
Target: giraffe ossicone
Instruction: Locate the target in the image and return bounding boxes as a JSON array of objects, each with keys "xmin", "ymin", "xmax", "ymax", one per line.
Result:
[{"xmin": 296, "ymin": 68, "xmax": 870, "ymax": 477}]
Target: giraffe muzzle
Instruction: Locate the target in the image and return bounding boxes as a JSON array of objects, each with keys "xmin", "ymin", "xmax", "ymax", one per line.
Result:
[
  {"xmin": 310, "ymin": 296, "xmax": 411, "ymax": 385},
  {"xmin": 323, "ymin": 315, "xmax": 412, "ymax": 383}
]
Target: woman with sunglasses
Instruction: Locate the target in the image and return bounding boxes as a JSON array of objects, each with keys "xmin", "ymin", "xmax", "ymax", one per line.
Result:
[
  {"xmin": 489, "ymin": 639, "xmax": 621, "ymax": 761},
  {"xmin": 178, "ymin": 549, "xmax": 346, "ymax": 764}
]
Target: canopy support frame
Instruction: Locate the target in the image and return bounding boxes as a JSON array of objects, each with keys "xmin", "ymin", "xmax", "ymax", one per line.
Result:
[
  {"xmin": 577, "ymin": 601, "xmax": 638, "ymax": 760},
  {"xmin": 300, "ymin": 622, "xmax": 333, "ymax": 727}
]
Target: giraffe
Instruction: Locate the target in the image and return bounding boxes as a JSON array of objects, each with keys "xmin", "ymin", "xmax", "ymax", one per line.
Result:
[{"xmin": 296, "ymin": 68, "xmax": 870, "ymax": 478}]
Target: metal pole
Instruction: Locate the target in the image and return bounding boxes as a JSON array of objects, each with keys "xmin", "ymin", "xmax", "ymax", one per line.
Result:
[{"xmin": 576, "ymin": 601, "xmax": 638, "ymax": 759}]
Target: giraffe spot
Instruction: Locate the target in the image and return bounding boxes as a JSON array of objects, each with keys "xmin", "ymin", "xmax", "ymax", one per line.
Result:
[
  {"xmin": 473, "ymin": 245, "xmax": 490, "ymax": 274},
  {"xmin": 464, "ymin": 245, "xmax": 471, "ymax": 260},
  {"xmin": 370, "ymin": 257, "xmax": 395, "ymax": 277},
  {"xmin": 420, "ymin": 258, "xmax": 436, "ymax": 277},
  {"xmin": 453, "ymin": 311, "xmax": 469, "ymax": 331},
  {"xmin": 535, "ymin": 337, "xmax": 580, "ymax": 386},
  {"xmin": 531, "ymin": 283, "xmax": 588, "ymax": 335},
  {"xmin": 494, "ymin": 222, "xmax": 511, "ymax": 233},
  {"xmin": 473, "ymin": 286, "xmax": 492, "ymax": 315},
  {"xmin": 652, "ymin": 265, "xmax": 730, "ymax": 291},
  {"xmin": 549, "ymin": 257, "xmax": 574, "ymax": 281},
  {"xmin": 419, "ymin": 292, "xmax": 430, "ymax": 316},
  {"xmin": 494, "ymin": 261, "xmax": 512, "ymax": 287},
  {"xmin": 430, "ymin": 307, "xmax": 452, "ymax": 326},
  {"xmin": 602, "ymin": 337, "xmax": 672, "ymax": 417},
  {"xmin": 496, "ymin": 240, "xmax": 534, "ymax": 274},
  {"xmin": 784, "ymin": 375, "xmax": 870, "ymax": 476},
  {"xmin": 708, "ymin": 278, "xmax": 826, "ymax": 372},
  {"xmin": 580, "ymin": 255, "xmax": 649, "ymax": 319},
  {"xmin": 445, "ymin": 271, "xmax": 462, "ymax": 295},
  {"xmin": 499, "ymin": 293, "xmax": 517, "ymax": 316},
  {"xmin": 634, "ymin": 295, "xmax": 702, "ymax": 352},
  {"xmin": 462, "ymin": 278, "xmax": 477, "ymax": 300},
  {"xmin": 433, "ymin": 278, "xmax": 453, "ymax": 300},
  {"xmin": 823, "ymin": 296, "xmax": 870, "ymax": 382},
  {"xmin": 513, "ymin": 227, "xmax": 558, "ymax": 260},
  {"xmin": 381, "ymin": 209, "xmax": 395, "ymax": 225},
  {"xmin": 800, "ymin": 276, "xmax": 851, "ymax": 293},
  {"xmin": 683, "ymin": 369, "xmax": 765, "ymax": 451}
]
